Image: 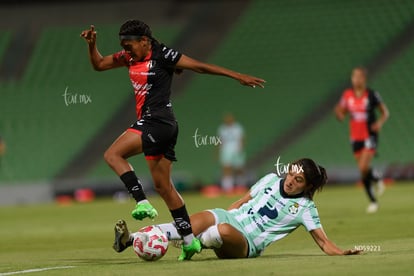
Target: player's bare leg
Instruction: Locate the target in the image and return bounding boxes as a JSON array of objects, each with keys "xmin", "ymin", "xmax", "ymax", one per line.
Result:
[
  {"xmin": 105, "ymin": 131, "xmax": 158, "ymax": 220},
  {"xmin": 356, "ymin": 150, "xmax": 378, "ymax": 213},
  {"xmin": 147, "ymin": 157, "xmax": 201, "ymax": 260},
  {"xmin": 213, "ymin": 223, "xmax": 248, "ymax": 259},
  {"xmin": 104, "ymin": 131, "xmax": 142, "ymax": 174},
  {"xmin": 221, "ymin": 165, "xmax": 234, "ymax": 194},
  {"xmin": 189, "ymin": 211, "xmax": 217, "ymax": 235}
]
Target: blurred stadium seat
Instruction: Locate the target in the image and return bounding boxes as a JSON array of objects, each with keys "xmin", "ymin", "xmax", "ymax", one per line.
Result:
[
  {"xmin": 0, "ymin": 31, "xmax": 11, "ymax": 63},
  {"xmin": 0, "ymin": 25, "xmax": 179, "ymax": 183},
  {"xmin": 171, "ymin": 0, "xmax": 414, "ymax": 182},
  {"xmin": 1, "ymin": 0, "xmax": 414, "ymax": 190},
  {"xmin": 279, "ymin": 42, "xmax": 414, "ymax": 171}
]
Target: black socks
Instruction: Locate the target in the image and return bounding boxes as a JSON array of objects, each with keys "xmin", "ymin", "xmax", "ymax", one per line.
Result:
[
  {"xmin": 362, "ymin": 168, "xmax": 376, "ymax": 203},
  {"xmin": 170, "ymin": 205, "xmax": 193, "ymax": 237},
  {"xmin": 120, "ymin": 171, "xmax": 147, "ymax": 203}
]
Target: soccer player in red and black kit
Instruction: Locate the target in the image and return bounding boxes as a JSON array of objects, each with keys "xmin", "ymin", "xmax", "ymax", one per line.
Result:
[
  {"xmin": 80, "ymin": 20, "xmax": 265, "ymax": 260},
  {"xmin": 334, "ymin": 67, "xmax": 389, "ymax": 214}
]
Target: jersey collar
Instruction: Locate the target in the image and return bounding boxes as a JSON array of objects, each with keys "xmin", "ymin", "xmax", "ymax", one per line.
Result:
[
  {"xmin": 131, "ymin": 50, "xmax": 152, "ymax": 64},
  {"xmin": 279, "ymin": 179, "xmax": 305, "ymax": 199},
  {"xmin": 142, "ymin": 50, "xmax": 152, "ymax": 62}
]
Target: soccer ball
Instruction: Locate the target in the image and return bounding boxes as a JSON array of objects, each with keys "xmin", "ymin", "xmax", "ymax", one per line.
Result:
[{"xmin": 133, "ymin": 225, "xmax": 169, "ymax": 261}]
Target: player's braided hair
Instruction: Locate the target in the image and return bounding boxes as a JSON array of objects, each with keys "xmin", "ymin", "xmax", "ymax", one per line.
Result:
[
  {"xmin": 119, "ymin": 19, "xmax": 159, "ymax": 45},
  {"xmin": 291, "ymin": 158, "xmax": 328, "ymax": 200}
]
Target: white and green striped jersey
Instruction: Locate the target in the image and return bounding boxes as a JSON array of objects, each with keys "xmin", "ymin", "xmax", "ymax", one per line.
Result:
[{"xmin": 229, "ymin": 173, "xmax": 322, "ymax": 255}]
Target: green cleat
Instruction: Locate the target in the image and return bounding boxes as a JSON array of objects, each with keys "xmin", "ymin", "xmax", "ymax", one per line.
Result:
[
  {"xmin": 131, "ymin": 202, "xmax": 158, "ymax": 221},
  {"xmin": 112, "ymin": 219, "xmax": 133, "ymax": 253},
  {"xmin": 178, "ymin": 238, "xmax": 202, "ymax": 261}
]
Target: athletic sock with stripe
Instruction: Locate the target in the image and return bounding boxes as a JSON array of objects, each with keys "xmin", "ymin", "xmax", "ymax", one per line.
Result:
[{"xmin": 120, "ymin": 171, "xmax": 147, "ymax": 203}]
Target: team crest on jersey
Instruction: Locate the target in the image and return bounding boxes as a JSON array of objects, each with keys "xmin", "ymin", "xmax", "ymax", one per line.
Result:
[
  {"xmin": 147, "ymin": 60, "xmax": 156, "ymax": 70},
  {"xmin": 288, "ymin": 203, "xmax": 299, "ymax": 215}
]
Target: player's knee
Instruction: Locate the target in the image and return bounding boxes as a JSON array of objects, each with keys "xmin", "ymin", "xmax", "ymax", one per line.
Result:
[
  {"xmin": 103, "ymin": 150, "xmax": 111, "ymax": 164},
  {"xmin": 103, "ymin": 149, "xmax": 117, "ymax": 166},
  {"xmin": 153, "ymin": 180, "xmax": 173, "ymax": 197},
  {"xmin": 359, "ymin": 164, "xmax": 370, "ymax": 175},
  {"xmin": 217, "ymin": 223, "xmax": 234, "ymax": 239}
]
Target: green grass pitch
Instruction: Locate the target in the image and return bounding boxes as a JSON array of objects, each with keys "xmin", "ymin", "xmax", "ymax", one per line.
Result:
[{"xmin": 0, "ymin": 183, "xmax": 413, "ymax": 275}]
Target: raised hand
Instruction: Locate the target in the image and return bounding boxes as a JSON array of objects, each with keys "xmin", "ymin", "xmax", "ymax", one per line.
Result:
[{"xmin": 80, "ymin": 25, "xmax": 97, "ymax": 45}]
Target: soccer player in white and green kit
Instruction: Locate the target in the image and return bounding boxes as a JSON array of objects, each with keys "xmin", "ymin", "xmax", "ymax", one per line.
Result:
[{"xmin": 113, "ymin": 158, "xmax": 361, "ymax": 258}]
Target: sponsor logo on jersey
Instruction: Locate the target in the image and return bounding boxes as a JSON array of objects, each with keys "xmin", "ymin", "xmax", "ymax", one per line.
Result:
[
  {"xmin": 351, "ymin": 111, "xmax": 368, "ymax": 121},
  {"xmin": 139, "ymin": 72, "xmax": 156, "ymax": 76},
  {"xmin": 275, "ymin": 197, "xmax": 286, "ymax": 207},
  {"xmin": 131, "ymin": 81, "xmax": 152, "ymax": 95},
  {"xmin": 130, "ymin": 71, "xmax": 156, "ymax": 76}
]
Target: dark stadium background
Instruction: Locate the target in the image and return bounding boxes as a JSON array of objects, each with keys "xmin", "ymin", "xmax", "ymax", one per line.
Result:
[{"xmin": 1, "ymin": 0, "xmax": 413, "ymax": 205}]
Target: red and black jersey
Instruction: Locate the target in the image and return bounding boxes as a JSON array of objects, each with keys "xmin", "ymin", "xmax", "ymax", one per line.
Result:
[
  {"xmin": 339, "ymin": 88, "xmax": 382, "ymax": 141},
  {"xmin": 113, "ymin": 43, "xmax": 181, "ymax": 121}
]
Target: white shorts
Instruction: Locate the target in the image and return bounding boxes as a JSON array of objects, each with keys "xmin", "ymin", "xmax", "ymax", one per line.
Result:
[{"xmin": 220, "ymin": 150, "xmax": 245, "ymax": 168}]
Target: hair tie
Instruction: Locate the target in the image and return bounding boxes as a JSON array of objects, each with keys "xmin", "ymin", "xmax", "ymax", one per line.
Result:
[{"xmin": 119, "ymin": 35, "xmax": 142, "ymax": 41}]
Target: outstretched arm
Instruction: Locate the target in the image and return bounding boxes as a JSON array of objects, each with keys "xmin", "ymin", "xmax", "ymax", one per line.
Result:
[
  {"xmin": 80, "ymin": 25, "xmax": 123, "ymax": 71},
  {"xmin": 310, "ymin": 228, "xmax": 362, "ymax": 256},
  {"xmin": 176, "ymin": 55, "xmax": 266, "ymax": 88}
]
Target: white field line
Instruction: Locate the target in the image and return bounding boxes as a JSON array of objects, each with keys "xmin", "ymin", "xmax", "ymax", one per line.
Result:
[{"xmin": 0, "ymin": 266, "xmax": 75, "ymax": 275}]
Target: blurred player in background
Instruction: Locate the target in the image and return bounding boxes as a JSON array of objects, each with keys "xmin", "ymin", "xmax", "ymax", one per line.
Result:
[
  {"xmin": 0, "ymin": 135, "xmax": 5, "ymax": 167},
  {"xmin": 218, "ymin": 113, "xmax": 246, "ymax": 194},
  {"xmin": 113, "ymin": 158, "xmax": 362, "ymax": 258},
  {"xmin": 334, "ymin": 67, "xmax": 389, "ymax": 213},
  {"xmin": 80, "ymin": 20, "xmax": 265, "ymax": 260}
]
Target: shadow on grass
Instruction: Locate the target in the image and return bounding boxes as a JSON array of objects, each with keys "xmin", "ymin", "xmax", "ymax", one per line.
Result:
[
  {"xmin": 59, "ymin": 253, "xmax": 326, "ymax": 266},
  {"xmin": 259, "ymin": 253, "xmax": 324, "ymax": 259}
]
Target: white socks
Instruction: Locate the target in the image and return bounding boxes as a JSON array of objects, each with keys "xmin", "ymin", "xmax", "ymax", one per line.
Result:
[
  {"xmin": 137, "ymin": 199, "xmax": 149, "ymax": 204},
  {"xmin": 157, "ymin": 223, "xmax": 181, "ymax": 240},
  {"xmin": 183, "ymin": 234, "xmax": 195, "ymax": 245},
  {"xmin": 157, "ymin": 223, "xmax": 223, "ymax": 248},
  {"xmin": 199, "ymin": 225, "xmax": 223, "ymax": 249}
]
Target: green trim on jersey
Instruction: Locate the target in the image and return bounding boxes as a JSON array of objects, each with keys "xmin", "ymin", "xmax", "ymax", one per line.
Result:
[{"xmin": 215, "ymin": 173, "xmax": 322, "ymax": 257}]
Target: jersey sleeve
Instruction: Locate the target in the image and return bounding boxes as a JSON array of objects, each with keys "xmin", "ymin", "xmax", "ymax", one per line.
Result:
[
  {"xmin": 112, "ymin": 50, "xmax": 131, "ymax": 67},
  {"xmin": 301, "ymin": 202, "xmax": 322, "ymax": 231},
  {"xmin": 250, "ymin": 173, "xmax": 278, "ymax": 197},
  {"xmin": 160, "ymin": 44, "xmax": 182, "ymax": 67},
  {"xmin": 371, "ymin": 91, "xmax": 383, "ymax": 107}
]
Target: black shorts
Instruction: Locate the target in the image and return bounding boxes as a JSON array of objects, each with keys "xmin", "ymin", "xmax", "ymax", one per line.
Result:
[
  {"xmin": 128, "ymin": 118, "xmax": 178, "ymax": 161},
  {"xmin": 351, "ymin": 135, "xmax": 378, "ymax": 155}
]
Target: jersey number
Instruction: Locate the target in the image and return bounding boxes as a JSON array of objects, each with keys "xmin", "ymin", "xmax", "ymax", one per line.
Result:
[{"xmin": 249, "ymin": 204, "xmax": 278, "ymax": 220}]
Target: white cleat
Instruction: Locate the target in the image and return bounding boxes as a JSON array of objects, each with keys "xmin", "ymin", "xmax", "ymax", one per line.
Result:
[{"xmin": 366, "ymin": 202, "xmax": 379, "ymax": 214}]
